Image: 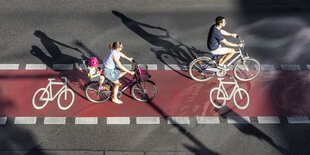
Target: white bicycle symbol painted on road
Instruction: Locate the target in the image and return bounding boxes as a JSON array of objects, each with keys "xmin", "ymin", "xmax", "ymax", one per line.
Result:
[
  {"xmin": 209, "ymin": 77, "xmax": 250, "ymax": 110},
  {"xmin": 32, "ymin": 77, "xmax": 75, "ymax": 110}
]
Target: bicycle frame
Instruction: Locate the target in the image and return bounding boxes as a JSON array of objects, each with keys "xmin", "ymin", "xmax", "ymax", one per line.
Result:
[
  {"xmin": 41, "ymin": 78, "xmax": 68, "ymax": 101},
  {"xmin": 216, "ymin": 78, "xmax": 242, "ymax": 100}
]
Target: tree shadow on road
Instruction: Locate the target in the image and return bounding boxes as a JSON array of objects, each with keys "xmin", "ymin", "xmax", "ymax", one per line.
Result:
[{"xmin": 216, "ymin": 106, "xmax": 287, "ymax": 154}]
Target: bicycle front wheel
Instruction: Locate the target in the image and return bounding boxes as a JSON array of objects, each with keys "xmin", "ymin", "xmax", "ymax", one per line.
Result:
[
  {"xmin": 233, "ymin": 88, "xmax": 250, "ymax": 110},
  {"xmin": 84, "ymin": 81, "xmax": 111, "ymax": 103},
  {"xmin": 189, "ymin": 57, "xmax": 216, "ymax": 82},
  {"xmin": 209, "ymin": 88, "xmax": 227, "ymax": 109},
  {"xmin": 131, "ymin": 80, "xmax": 158, "ymax": 102},
  {"xmin": 32, "ymin": 88, "xmax": 49, "ymax": 110},
  {"xmin": 233, "ymin": 58, "xmax": 261, "ymax": 81},
  {"xmin": 58, "ymin": 89, "xmax": 75, "ymax": 110}
]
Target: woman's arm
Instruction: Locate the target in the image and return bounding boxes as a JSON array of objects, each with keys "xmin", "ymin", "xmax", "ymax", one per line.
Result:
[
  {"xmin": 119, "ymin": 52, "xmax": 133, "ymax": 62},
  {"xmin": 113, "ymin": 55, "xmax": 131, "ymax": 73}
]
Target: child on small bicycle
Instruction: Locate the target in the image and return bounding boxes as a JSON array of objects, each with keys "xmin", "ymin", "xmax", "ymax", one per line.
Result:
[{"xmin": 88, "ymin": 57, "xmax": 105, "ymax": 90}]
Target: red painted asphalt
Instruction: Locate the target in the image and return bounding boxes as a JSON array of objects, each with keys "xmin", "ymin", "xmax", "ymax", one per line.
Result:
[{"xmin": 0, "ymin": 69, "xmax": 310, "ymax": 117}]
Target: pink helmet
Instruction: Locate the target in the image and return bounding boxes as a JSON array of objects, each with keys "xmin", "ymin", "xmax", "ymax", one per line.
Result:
[{"xmin": 89, "ymin": 57, "xmax": 99, "ymax": 67}]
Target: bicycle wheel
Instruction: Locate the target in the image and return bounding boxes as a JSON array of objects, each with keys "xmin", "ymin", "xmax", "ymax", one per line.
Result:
[
  {"xmin": 131, "ymin": 80, "xmax": 158, "ymax": 102},
  {"xmin": 209, "ymin": 88, "xmax": 227, "ymax": 108},
  {"xmin": 233, "ymin": 88, "xmax": 250, "ymax": 110},
  {"xmin": 58, "ymin": 89, "xmax": 75, "ymax": 110},
  {"xmin": 84, "ymin": 82, "xmax": 111, "ymax": 103},
  {"xmin": 233, "ymin": 58, "xmax": 261, "ymax": 81},
  {"xmin": 189, "ymin": 57, "xmax": 216, "ymax": 82},
  {"xmin": 32, "ymin": 88, "xmax": 49, "ymax": 110}
]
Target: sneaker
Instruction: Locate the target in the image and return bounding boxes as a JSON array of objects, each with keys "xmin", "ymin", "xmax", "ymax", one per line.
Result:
[
  {"xmin": 217, "ymin": 64, "xmax": 228, "ymax": 70},
  {"xmin": 98, "ymin": 86, "xmax": 105, "ymax": 90}
]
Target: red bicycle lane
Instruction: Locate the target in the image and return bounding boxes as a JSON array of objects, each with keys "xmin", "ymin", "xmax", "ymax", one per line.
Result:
[{"xmin": 0, "ymin": 69, "xmax": 310, "ymax": 117}]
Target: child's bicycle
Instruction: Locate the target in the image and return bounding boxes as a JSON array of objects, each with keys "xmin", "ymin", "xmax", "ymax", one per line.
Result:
[
  {"xmin": 188, "ymin": 36, "xmax": 261, "ymax": 82},
  {"xmin": 82, "ymin": 60, "xmax": 158, "ymax": 103}
]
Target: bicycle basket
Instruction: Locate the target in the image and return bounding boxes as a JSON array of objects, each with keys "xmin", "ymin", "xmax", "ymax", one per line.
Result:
[{"xmin": 137, "ymin": 64, "xmax": 151, "ymax": 81}]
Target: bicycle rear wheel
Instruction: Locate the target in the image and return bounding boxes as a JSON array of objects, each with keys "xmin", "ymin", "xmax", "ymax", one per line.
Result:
[
  {"xmin": 131, "ymin": 80, "xmax": 158, "ymax": 102},
  {"xmin": 209, "ymin": 88, "xmax": 227, "ymax": 108},
  {"xmin": 233, "ymin": 58, "xmax": 261, "ymax": 81},
  {"xmin": 84, "ymin": 81, "xmax": 111, "ymax": 103},
  {"xmin": 189, "ymin": 57, "xmax": 216, "ymax": 82},
  {"xmin": 32, "ymin": 88, "xmax": 49, "ymax": 110}
]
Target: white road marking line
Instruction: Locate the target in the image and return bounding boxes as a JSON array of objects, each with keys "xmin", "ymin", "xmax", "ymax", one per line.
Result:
[
  {"xmin": 44, "ymin": 117, "xmax": 66, "ymax": 124},
  {"xmin": 25, "ymin": 64, "xmax": 47, "ymax": 70},
  {"xmin": 0, "ymin": 117, "xmax": 7, "ymax": 125},
  {"xmin": 53, "ymin": 64, "xmax": 73, "ymax": 70},
  {"xmin": 227, "ymin": 116, "xmax": 250, "ymax": 124},
  {"xmin": 107, "ymin": 117, "xmax": 130, "ymax": 124},
  {"xmin": 261, "ymin": 64, "xmax": 275, "ymax": 71},
  {"xmin": 167, "ymin": 117, "xmax": 190, "ymax": 124},
  {"xmin": 146, "ymin": 64, "xmax": 158, "ymax": 70},
  {"xmin": 14, "ymin": 117, "xmax": 37, "ymax": 124},
  {"xmin": 136, "ymin": 117, "xmax": 160, "ymax": 124},
  {"xmin": 307, "ymin": 65, "xmax": 310, "ymax": 70},
  {"xmin": 287, "ymin": 116, "xmax": 310, "ymax": 124},
  {"xmin": 257, "ymin": 116, "xmax": 280, "ymax": 124},
  {"xmin": 196, "ymin": 117, "xmax": 220, "ymax": 124},
  {"xmin": 0, "ymin": 64, "xmax": 19, "ymax": 70},
  {"xmin": 164, "ymin": 64, "xmax": 187, "ymax": 70},
  {"xmin": 79, "ymin": 64, "xmax": 103, "ymax": 70},
  {"xmin": 281, "ymin": 64, "xmax": 301, "ymax": 71},
  {"xmin": 75, "ymin": 117, "xmax": 98, "ymax": 124}
]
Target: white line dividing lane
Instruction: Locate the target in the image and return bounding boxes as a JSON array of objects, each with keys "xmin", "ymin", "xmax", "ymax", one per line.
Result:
[
  {"xmin": 14, "ymin": 117, "xmax": 37, "ymax": 124},
  {"xmin": 107, "ymin": 117, "xmax": 130, "ymax": 124},
  {"xmin": 146, "ymin": 64, "xmax": 158, "ymax": 70},
  {"xmin": 227, "ymin": 116, "xmax": 251, "ymax": 124},
  {"xmin": 0, "ymin": 64, "xmax": 19, "ymax": 70},
  {"xmin": 0, "ymin": 117, "xmax": 7, "ymax": 125},
  {"xmin": 136, "ymin": 117, "xmax": 160, "ymax": 124},
  {"xmin": 167, "ymin": 117, "xmax": 190, "ymax": 124},
  {"xmin": 25, "ymin": 64, "xmax": 47, "ymax": 70},
  {"xmin": 164, "ymin": 64, "xmax": 187, "ymax": 70},
  {"xmin": 44, "ymin": 117, "xmax": 66, "ymax": 124},
  {"xmin": 281, "ymin": 64, "xmax": 301, "ymax": 71},
  {"xmin": 53, "ymin": 64, "xmax": 73, "ymax": 70},
  {"xmin": 257, "ymin": 116, "xmax": 280, "ymax": 124},
  {"xmin": 75, "ymin": 117, "xmax": 98, "ymax": 124},
  {"xmin": 287, "ymin": 116, "xmax": 310, "ymax": 124},
  {"xmin": 261, "ymin": 64, "xmax": 275, "ymax": 71},
  {"xmin": 196, "ymin": 117, "xmax": 220, "ymax": 124}
]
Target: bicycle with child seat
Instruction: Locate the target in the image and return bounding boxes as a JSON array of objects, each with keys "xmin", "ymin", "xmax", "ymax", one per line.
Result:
[
  {"xmin": 210, "ymin": 77, "xmax": 250, "ymax": 110},
  {"xmin": 189, "ymin": 36, "xmax": 261, "ymax": 82},
  {"xmin": 32, "ymin": 77, "xmax": 75, "ymax": 110},
  {"xmin": 82, "ymin": 60, "xmax": 158, "ymax": 103}
]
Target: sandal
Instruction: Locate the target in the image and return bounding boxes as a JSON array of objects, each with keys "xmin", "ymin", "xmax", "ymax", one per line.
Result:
[{"xmin": 112, "ymin": 99, "xmax": 123, "ymax": 104}]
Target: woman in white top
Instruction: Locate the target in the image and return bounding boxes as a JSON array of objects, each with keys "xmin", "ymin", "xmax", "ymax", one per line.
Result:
[{"xmin": 103, "ymin": 41, "xmax": 134, "ymax": 104}]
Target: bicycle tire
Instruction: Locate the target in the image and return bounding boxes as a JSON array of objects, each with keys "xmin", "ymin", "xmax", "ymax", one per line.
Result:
[
  {"xmin": 233, "ymin": 58, "xmax": 261, "ymax": 81},
  {"xmin": 189, "ymin": 57, "xmax": 216, "ymax": 82},
  {"xmin": 233, "ymin": 88, "xmax": 250, "ymax": 110},
  {"xmin": 32, "ymin": 88, "xmax": 49, "ymax": 110},
  {"xmin": 209, "ymin": 88, "xmax": 227, "ymax": 108},
  {"xmin": 58, "ymin": 89, "xmax": 75, "ymax": 110},
  {"xmin": 84, "ymin": 81, "xmax": 111, "ymax": 103},
  {"xmin": 131, "ymin": 80, "xmax": 158, "ymax": 102}
]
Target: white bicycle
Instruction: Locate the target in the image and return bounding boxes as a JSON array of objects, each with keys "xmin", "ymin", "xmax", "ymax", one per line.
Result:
[
  {"xmin": 32, "ymin": 77, "xmax": 75, "ymax": 110},
  {"xmin": 209, "ymin": 77, "xmax": 250, "ymax": 110}
]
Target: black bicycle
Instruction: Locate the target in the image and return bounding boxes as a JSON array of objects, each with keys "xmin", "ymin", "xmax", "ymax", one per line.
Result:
[{"xmin": 83, "ymin": 60, "xmax": 158, "ymax": 103}]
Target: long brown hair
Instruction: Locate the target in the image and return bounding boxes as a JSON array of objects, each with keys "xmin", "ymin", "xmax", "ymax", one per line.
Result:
[{"xmin": 112, "ymin": 41, "xmax": 122, "ymax": 50}]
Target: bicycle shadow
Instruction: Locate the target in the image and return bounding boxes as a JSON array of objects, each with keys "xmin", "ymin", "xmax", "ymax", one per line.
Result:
[
  {"xmin": 216, "ymin": 106, "xmax": 287, "ymax": 154},
  {"xmin": 31, "ymin": 30, "xmax": 90, "ymax": 100},
  {"xmin": 112, "ymin": 10, "xmax": 208, "ymax": 79}
]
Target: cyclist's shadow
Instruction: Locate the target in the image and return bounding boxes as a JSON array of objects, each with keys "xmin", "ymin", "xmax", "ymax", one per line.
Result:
[
  {"xmin": 30, "ymin": 30, "xmax": 89, "ymax": 100},
  {"xmin": 112, "ymin": 10, "xmax": 207, "ymax": 79}
]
